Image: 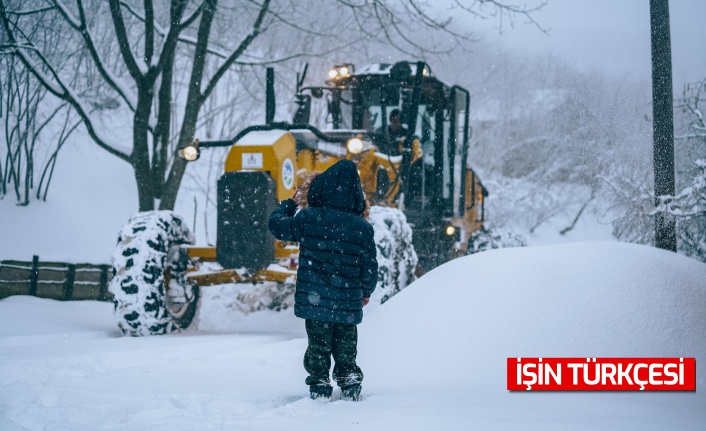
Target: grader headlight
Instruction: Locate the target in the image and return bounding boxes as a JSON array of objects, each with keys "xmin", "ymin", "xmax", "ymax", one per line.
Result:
[
  {"xmin": 346, "ymin": 137, "xmax": 364, "ymax": 154},
  {"xmin": 329, "ymin": 64, "xmax": 354, "ymax": 81},
  {"xmin": 445, "ymin": 225, "xmax": 461, "ymax": 242},
  {"xmin": 178, "ymin": 142, "xmax": 201, "ymax": 161}
]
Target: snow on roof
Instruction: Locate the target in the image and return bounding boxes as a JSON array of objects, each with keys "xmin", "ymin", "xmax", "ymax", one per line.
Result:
[
  {"xmin": 356, "ymin": 63, "xmax": 393, "ymax": 75},
  {"xmin": 374, "ymin": 152, "xmax": 403, "ymax": 163},
  {"xmin": 355, "ymin": 63, "xmax": 431, "ymax": 77},
  {"xmin": 235, "ymin": 130, "xmax": 288, "ymax": 146}
]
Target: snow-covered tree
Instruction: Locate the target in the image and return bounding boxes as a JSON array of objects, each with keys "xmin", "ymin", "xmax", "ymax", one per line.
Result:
[
  {"xmin": 655, "ymin": 160, "xmax": 706, "ymax": 262},
  {"xmin": 602, "ymin": 164, "xmax": 655, "ymax": 245},
  {"xmin": 455, "ymin": 46, "xmax": 653, "ymax": 238},
  {"xmin": 659, "ymin": 78, "xmax": 706, "ymax": 262},
  {"xmin": 466, "ymin": 227, "xmax": 527, "ymax": 255},
  {"xmin": 0, "ymin": 0, "xmax": 545, "ymax": 211},
  {"xmin": 0, "ymin": 15, "xmax": 80, "ymax": 204},
  {"xmin": 604, "ymin": 78, "xmax": 706, "ymax": 260},
  {"xmin": 675, "ymin": 78, "xmax": 706, "ymax": 190}
]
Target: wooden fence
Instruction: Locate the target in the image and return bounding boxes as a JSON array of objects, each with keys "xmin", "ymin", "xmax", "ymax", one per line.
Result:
[{"xmin": 0, "ymin": 256, "xmax": 113, "ymax": 302}]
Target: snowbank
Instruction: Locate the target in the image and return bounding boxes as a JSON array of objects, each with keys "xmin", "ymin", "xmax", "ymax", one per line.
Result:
[
  {"xmin": 362, "ymin": 242, "xmax": 706, "ymax": 386},
  {"xmin": 359, "ymin": 241, "xmax": 706, "ymax": 428}
]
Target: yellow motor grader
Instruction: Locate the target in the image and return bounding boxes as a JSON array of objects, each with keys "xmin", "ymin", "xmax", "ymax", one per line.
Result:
[{"xmin": 109, "ymin": 61, "xmax": 488, "ymax": 336}]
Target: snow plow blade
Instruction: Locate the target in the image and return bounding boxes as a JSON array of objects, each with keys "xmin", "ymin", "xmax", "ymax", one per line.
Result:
[{"xmin": 185, "ymin": 268, "xmax": 295, "ymax": 286}]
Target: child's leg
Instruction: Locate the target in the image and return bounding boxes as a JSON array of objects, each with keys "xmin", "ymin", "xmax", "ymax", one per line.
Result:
[
  {"xmin": 304, "ymin": 320, "xmax": 334, "ymax": 393},
  {"xmin": 331, "ymin": 323, "xmax": 364, "ymax": 388}
]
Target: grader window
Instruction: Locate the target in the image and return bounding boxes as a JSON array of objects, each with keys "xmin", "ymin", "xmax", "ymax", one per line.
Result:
[
  {"xmin": 344, "ymin": 84, "xmax": 397, "ymax": 130},
  {"xmin": 335, "ymin": 88, "xmax": 354, "ymax": 129},
  {"xmin": 406, "ymin": 105, "xmax": 438, "ymax": 211},
  {"xmin": 349, "ymin": 80, "xmax": 403, "ymax": 132}
]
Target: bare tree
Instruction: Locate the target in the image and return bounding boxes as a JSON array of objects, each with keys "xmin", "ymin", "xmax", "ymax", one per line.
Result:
[
  {"xmin": 1, "ymin": 44, "xmax": 76, "ymax": 205},
  {"xmin": 675, "ymin": 78, "xmax": 706, "ymax": 187},
  {"xmin": 662, "ymin": 78, "xmax": 706, "ymax": 262},
  {"xmin": 0, "ymin": 0, "xmax": 545, "ymax": 211},
  {"xmin": 601, "ymin": 78, "xmax": 706, "ymax": 254},
  {"xmin": 453, "ymin": 43, "xmax": 655, "ymax": 238}
]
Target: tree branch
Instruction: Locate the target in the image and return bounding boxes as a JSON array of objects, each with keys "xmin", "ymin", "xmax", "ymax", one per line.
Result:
[
  {"xmin": 188, "ymin": 0, "xmax": 218, "ymax": 103},
  {"xmin": 47, "ymin": 0, "xmax": 80, "ymax": 27},
  {"xmin": 144, "ymin": 0, "xmax": 154, "ymax": 64},
  {"xmin": 179, "ymin": 1, "xmax": 206, "ymax": 29},
  {"xmin": 370, "ymin": 1, "xmax": 416, "ymax": 56},
  {"xmin": 5, "ymin": 5, "xmax": 54, "ymax": 16},
  {"xmin": 108, "ymin": 0, "xmax": 144, "ymax": 81},
  {"xmin": 407, "ymin": 0, "xmax": 472, "ymax": 43},
  {"xmin": 200, "ymin": 0, "xmax": 271, "ymax": 102},
  {"xmin": 150, "ymin": 0, "xmax": 193, "ymax": 197},
  {"xmin": 455, "ymin": 0, "xmax": 549, "ymax": 35},
  {"xmin": 152, "ymin": 0, "xmax": 188, "ymax": 78},
  {"xmin": 55, "ymin": 0, "xmax": 138, "ymax": 112},
  {"xmin": 255, "ymin": 0, "xmax": 331, "ymax": 38},
  {"xmin": 0, "ymin": 7, "xmax": 130, "ymax": 162},
  {"xmin": 118, "ymin": 0, "xmax": 278, "ymax": 65}
]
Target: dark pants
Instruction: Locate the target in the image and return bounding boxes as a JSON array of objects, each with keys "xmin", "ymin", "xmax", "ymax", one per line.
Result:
[{"xmin": 304, "ymin": 319, "xmax": 363, "ymax": 390}]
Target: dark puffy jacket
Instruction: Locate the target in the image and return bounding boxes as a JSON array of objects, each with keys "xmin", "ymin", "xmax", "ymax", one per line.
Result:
[{"xmin": 268, "ymin": 160, "xmax": 378, "ymax": 325}]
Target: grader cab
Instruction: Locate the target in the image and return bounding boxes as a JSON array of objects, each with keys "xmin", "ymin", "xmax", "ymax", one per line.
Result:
[{"xmin": 109, "ymin": 61, "xmax": 488, "ymax": 336}]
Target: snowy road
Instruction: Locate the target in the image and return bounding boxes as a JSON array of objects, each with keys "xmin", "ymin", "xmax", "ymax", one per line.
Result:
[{"xmin": 1, "ymin": 242, "xmax": 705, "ymax": 430}]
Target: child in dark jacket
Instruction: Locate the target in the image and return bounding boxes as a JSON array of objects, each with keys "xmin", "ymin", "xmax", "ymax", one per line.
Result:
[{"xmin": 268, "ymin": 160, "xmax": 378, "ymax": 401}]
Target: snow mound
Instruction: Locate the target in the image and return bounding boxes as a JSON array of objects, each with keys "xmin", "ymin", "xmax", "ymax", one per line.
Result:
[{"xmin": 360, "ymin": 242, "xmax": 706, "ymax": 389}]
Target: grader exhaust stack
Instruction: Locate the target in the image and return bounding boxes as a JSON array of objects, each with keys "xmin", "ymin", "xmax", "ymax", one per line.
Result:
[{"xmin": 266, "ymin": 67, "xmax": 275, "ymax": 125}]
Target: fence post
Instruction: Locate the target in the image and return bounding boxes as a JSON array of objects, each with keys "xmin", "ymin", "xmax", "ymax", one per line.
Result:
[
  {"xmin": 29, "ymin": 255, "xmax": 39, "ymax": 296},
  {"xmin": 99, "ymin": 265, "xmax": 109, "ymax": 301},
  {"xmin": 63, "ymin": 264, "xmax": 75, "ymax": 301}
]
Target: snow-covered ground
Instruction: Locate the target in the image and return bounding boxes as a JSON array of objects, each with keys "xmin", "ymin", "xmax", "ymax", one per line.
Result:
[
  {"xmin": 0, "ymin": 142, "xmax": 137, "ymax": 264},
  {"xmin": 1, "ymin": 242, "xmax": 704, "ymax": 430},
  {"xmin": 1, "ymin": 128, "xmax": 704, "ymax": 429}
]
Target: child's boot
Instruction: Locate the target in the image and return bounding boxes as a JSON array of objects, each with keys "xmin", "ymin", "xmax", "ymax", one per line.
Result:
[
  {"xmin": 310, "ymin": 385, "xmax": 332, "ymax": 400},
  {"xmin": 340, "ymin": 384, "xmax": 362, "ymax": 401}
]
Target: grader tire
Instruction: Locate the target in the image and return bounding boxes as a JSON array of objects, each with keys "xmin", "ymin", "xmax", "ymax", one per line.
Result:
[
  {"xmin": 109, "ymin": 211, "xmax": 199, "ymax": 336},
  {"xmin": 369, "ymin": 206, "xmax": 418, "ymax": 304}
]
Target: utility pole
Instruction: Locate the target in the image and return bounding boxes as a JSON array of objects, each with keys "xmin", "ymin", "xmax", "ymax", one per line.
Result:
[{"xmin": 650, "ymin": 0, "xmax": 677, "ymax": 251}]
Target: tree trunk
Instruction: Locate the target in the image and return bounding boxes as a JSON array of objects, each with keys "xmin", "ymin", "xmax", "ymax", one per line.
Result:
[
  {"xmin": 158, "ymin": 1, "xmax": 219, "ymax": 211},
  {"xmin": 132, "ymin": 87, "xmax": 156, "ymax": 211},
  {"xmin": 158, "ymin": 110, "xmax": 199, "ymax": 211}
]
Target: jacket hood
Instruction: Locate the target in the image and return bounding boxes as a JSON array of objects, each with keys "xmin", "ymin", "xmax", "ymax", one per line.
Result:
[{"xmin": 307, "ymin": 160, "xmax": 366, "ymax": 214}]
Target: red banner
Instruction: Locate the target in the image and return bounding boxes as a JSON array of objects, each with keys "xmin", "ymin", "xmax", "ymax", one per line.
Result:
[{"xmin": 507, "ymin": 357, "xmax": 696, "ymax": 391}]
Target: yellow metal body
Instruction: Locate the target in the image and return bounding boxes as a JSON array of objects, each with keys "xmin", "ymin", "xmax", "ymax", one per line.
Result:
[
  {"xmin": 224, "ymin": 130, "xmax": 298, "ymax": 202},
  {"xmin": 183, "ymin": 130, "xmax": 481, "ymax": 284},
  {"xmin": 451, "ymin": 170, "xmax": 486, "ymax": 256},
  {"xmin": 185, "ymin": 246, "xmax": 217, "ymax": 261},
  {"xmin": 183, "ymin": 267, "xmax": 295, "ymax": 286}
]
